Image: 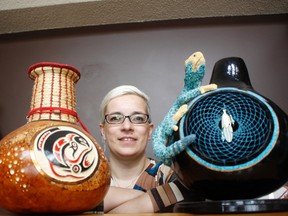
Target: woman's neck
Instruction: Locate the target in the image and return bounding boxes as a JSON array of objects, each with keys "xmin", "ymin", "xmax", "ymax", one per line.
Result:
[{"xmin": 109, "ymin": 155, "xmax": 149, "ymax": 181}]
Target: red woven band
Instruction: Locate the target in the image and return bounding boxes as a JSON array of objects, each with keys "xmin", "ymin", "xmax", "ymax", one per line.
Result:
[{"xmin": 27, "ymin": 107, "xmax": 90, "ymax": 134}]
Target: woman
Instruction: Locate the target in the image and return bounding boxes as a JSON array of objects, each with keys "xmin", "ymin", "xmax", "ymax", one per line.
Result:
[{"xmin": 99, "ymin": 85, "xmax": 201, "ymax": 213}]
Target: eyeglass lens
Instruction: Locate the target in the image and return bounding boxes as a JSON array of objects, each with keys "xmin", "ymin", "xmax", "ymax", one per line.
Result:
[{"xmin": 105, "ymin": 113, "xmax": 149, "ymax": 124}]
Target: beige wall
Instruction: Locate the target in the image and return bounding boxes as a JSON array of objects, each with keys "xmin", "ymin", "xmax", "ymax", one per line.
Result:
[
  {"xmin": 0, "ymin": 15, "xmax": 287, "ymax": 158},
  {"xmin": 0, "ymin": 0, "xmax": 287, "ymax": 34}
]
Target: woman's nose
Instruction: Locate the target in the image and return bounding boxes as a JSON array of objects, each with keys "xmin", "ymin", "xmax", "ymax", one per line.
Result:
[{"xmin": 121, "ymin": 117, "xmax": 134, "ymax": 129}]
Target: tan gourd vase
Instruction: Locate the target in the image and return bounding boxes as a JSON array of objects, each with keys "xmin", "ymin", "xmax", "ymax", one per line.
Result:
[{"xmin": 0, "ymin": 62, "xmax": 110, "ymax": 214}]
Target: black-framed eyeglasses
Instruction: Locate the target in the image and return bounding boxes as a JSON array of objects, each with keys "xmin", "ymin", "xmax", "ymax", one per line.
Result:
[{"xmin": 104, "ymin": 113, "xmax": 150, "ymax": 124}]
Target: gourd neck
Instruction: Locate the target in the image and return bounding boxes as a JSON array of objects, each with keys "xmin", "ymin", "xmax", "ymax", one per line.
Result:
[{"xmin": 26, "ymin": 62, "xmax": 80, "ymax": 123}]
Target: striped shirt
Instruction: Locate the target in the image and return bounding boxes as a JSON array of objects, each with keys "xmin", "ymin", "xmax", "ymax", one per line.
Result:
[{"xmin": 111, "ymin": 158, "xmax": 190, "ymax": 212}]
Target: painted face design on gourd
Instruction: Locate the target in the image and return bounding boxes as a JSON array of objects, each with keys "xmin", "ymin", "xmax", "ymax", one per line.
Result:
[{"xmin": 33, "ymin": 126, "xmax": 98, "ymax": 182}]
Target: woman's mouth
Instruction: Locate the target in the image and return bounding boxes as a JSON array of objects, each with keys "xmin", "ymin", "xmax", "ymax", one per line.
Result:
[{"xmin": 119, "ymin": 137, "xmax": 136, "ymax": 141}]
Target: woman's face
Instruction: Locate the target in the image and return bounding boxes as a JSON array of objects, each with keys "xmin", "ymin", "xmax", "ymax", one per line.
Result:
[{"xmin": 100, "ymin": 94, "xmax": 154, "ymax": 160}]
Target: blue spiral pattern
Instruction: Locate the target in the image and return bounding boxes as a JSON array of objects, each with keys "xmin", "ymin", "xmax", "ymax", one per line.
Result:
[{"xmin": 180, "ymin": 88, "xmax": 279, "ymax": 171}]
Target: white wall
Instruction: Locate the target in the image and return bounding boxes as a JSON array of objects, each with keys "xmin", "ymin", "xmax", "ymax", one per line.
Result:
[{"xmin": 0, "ymin": 16, "xmax": 287, "ymax": 158}]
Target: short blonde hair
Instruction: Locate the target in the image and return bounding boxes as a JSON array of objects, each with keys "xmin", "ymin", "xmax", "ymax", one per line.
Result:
[{"xmin": 99, "ymin": 85, "xmax": 151, "ymax": 123}]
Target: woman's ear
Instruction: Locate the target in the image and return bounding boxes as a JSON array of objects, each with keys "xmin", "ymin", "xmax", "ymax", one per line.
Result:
[
  {"xmin": 99, "ymin": 124, "xmax": 106, "ymax": 140},
  {"xmin": 148, "ymin": 123, "xmax": 154, "ymax": 140},
  {"xmin": 102, "ymin": 133, "xmax": 106, "ymax": 140}
]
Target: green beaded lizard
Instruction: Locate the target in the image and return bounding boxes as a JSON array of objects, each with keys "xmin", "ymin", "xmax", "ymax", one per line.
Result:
[{"xmin": 152, "ymin": 51, "xmax": 217, "ymax": 166}]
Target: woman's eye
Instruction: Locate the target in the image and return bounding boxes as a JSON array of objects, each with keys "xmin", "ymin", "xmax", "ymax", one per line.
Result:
[{"xmin": 110, "ymin": 115, "xmax": 121, "ymax": 121}]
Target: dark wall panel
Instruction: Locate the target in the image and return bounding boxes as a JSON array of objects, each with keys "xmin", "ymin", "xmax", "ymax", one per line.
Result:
[{"xmin": 0, "ymin": 17, "xmax": 287, "ymax": 158}]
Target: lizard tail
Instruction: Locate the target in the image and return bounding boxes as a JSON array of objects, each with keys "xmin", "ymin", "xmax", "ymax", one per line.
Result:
[
  {"xmin": 153, "ymin": 133, "xmax": 196, "ymax": 166},
  {"xmin": 163, "ymin": 134, "xmax": 196, "ymax": 158}
]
